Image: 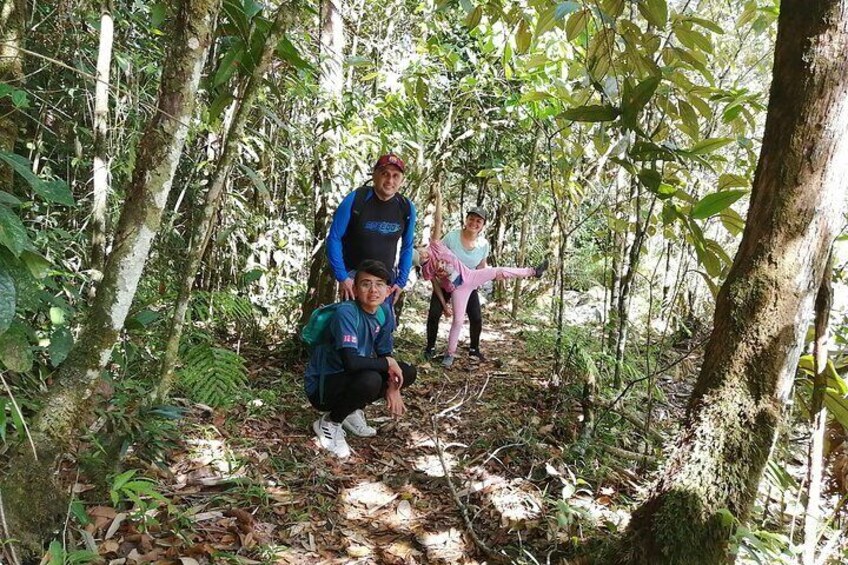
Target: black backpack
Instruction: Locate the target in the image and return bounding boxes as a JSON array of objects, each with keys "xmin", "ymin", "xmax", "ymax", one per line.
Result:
[{"xmin": 350, "ymin": 184, "xmax": 412, "ymax": 233}]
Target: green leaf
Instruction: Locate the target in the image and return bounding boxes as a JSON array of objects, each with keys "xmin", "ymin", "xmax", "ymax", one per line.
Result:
[
  {"xmin": 0, "ymin": 264, "xmax": 14, "ymax": 334},
  {"xmin": 560, "ymin": 104, "xmax": 620, "ymax": 122},
  {"xmin": 519, "ymin": 91, "xmax": 553, "ymax": 103},
  {"xmin": 719, "ymin": 207, "xmax": 745, "ymax": 236},
  {"xmin": 515, "ymin": 19, "xmax": 532, "ymax": 53},
  {"xmin": 629, "ymin": 76, "xmax": 661, "ymax": 110},
  {"xmin": 10, "ymin": 90, "xmax": 28, "ymax": 108},
  {"xmin": 685, "ymin": 137, "xmax": 734, "ymax": 155},
  {"xmin": 50, "ymin": 306, "xmax": 66, "ymax": 326},
  {"xmin": 0, "ymin": 191, "xmax": 21, "ymax": 207},
  {"xmin": 691, "ymin": 190, "xmax": 747, "ymax": 220},
  {"xmin": 0, "ymin": 323, "xmax": 32, "ymax": 372},
  {"xmin": 276, "ymin": 36, "xmax": 311, "ymax": 70},
  {"xmin": 639, "ymin": 0, "xmax": 668, "ymax": 28},
  {"xmin": 0, "ymin": 398, "xmax": 6, "ymax": 443},
  {"xmin": 49, "ymin": 326, "xmax": 73, "ymax": 367},
  {"xmin": 600, "ymin": 0, "xmax": 625, "ymax": 18},
  {"xmin": 718, "ymin": 173, "xmax": 749, "ymax": 190},
  {"xmin": 0, "ymin": 151, "xmax": 74, "ymax": 205},
  {"xmin": 466, "ymin": 5, "xmax": 483, "ymax": 29},
  {"xmin": 565, "ymin": 9, "xmax": 589, "ymax": 41},
  {"xmin": 213, "ymin": 41, "xmax": 245, "ymax": 87},
  {"xmin": 20, "ymin": 250, "xmax": 51, "ymax": 279},
  {"xmin": 237, "ymin": 163, "xmax": 270, "ymax": 203},
  {"xmin": 686, "ymin": 16, "xmax": 724, "ymax": 34},
  {"xmin": 556, "ymin": 1, "xmax": 582, "ymax": 19},
  {"xmin": 38, "ymin": 180, "xmax": 75, "ymax": 206},
  {"xmin": 638, "ymin": 168, "xmax": 661, "ymax": 192},
  {"xmin": 0, "ymin": 205, "xmax": 30, "ymax": 256},
  {"xmin": 150, "ymin": 3, "xmax": 166, "ymax": 29}
]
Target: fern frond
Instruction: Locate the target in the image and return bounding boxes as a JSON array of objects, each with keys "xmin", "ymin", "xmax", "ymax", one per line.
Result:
[{"xmin": 178, "ymin": 343, "xmax": 248, "ymax": 407}]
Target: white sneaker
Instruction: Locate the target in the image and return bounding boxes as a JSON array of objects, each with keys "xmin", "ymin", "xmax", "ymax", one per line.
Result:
[
  {"xmin": 313, "ymin": 415, "xmax": 351, "ymax": 458},
  {"xmin": 342, "ymin": 409, "xmax": 377, "ymax": 437}
]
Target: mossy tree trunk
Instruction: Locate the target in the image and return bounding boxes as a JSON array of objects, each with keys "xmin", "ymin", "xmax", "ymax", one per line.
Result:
[
  {"xmin": 1, "ymin": 0, "xmax": 221, "ymax": 557},
  {"xmin": 611, "ymin": 2, "xmax": 848, "ymax": 563},
  {"xmin": 0, "ymin": 0, "xmax": 27, "ymax": 189},
  {"xmin": 157, "ymin": 3, "xmax": 298, "ymax": 400}
]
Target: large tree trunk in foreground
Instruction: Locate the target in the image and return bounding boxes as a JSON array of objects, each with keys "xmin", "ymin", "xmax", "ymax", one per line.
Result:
[
  {"xmin": 611, "ymin": 2, "xmax": 848, "ymax": 563},
  {"xmin": 157, "ymin": 3, "xmax": 298, "ymax": 400},
  {"xmin": 0, "ymin": 1, "xmax": 221, "ymax": 557}
]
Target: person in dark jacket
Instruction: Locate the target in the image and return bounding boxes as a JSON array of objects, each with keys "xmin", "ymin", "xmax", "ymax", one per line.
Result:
[{"xmin": 326, "ymin": 154, "xmax": 417, "ymax": 304}]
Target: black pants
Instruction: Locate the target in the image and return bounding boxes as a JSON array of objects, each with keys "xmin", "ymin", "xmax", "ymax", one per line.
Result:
[
  {"xmin": 426, "ymin": 289, "xmax": 482, "ymax": 351},
  {"xmin": 308, "ymin": 362, "xmax": 417, "ymax": 423}
]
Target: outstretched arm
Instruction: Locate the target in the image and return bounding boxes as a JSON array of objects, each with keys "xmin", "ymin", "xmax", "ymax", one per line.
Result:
[{"xmin": 432, "ymin": 187, "xmax": 444, "ymax": 241}]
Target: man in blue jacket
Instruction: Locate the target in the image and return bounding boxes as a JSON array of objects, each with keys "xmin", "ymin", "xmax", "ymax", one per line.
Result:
[
  {"xmin": 305, "ymin": 260, "xmax": 417, "ymax": 458},
  {"xmin": 326, "ymin": 154, "xmax": 417, "ymax": 304}
]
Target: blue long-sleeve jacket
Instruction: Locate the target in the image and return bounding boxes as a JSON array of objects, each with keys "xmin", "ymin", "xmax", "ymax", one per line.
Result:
[{"xmin": 326, "ymin": 187, "xmax": 417, "ymax": 287}]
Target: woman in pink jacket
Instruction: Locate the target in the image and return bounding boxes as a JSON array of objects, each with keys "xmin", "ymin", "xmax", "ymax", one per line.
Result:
[{"xmin": 418, "ymin": 191, "xmax": 547, "ymax": 368}]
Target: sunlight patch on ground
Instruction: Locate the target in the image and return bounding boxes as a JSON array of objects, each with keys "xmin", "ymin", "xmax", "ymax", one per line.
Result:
[
  {"xmin": 171, "ymin": 437, "xmax": 246, "ymax": 487},
  {"xmin": 415, "ymin": 528, "xmax": 474, "ymax": 563},
  {"xmin": 487, "ymin": 480, "xmax": 544, "ymax": 528},
  {"xmin": 413, "ymin": 452, "xmax": 457, "ymax": 477},
  {"xmin": 341, "ymin": 481, "xmax": 398, "ymax": 519}
]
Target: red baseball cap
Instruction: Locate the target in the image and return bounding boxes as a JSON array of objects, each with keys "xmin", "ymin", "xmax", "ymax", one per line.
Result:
[{"xmin": 374, "ymin": 153, "xmax": 405, "ymax": 173}]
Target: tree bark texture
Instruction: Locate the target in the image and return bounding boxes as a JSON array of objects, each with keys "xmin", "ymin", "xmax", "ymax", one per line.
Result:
[
  {"xmin": 90, "ymin": 0, "xmax": 115, "ymax": 275},
  {"xmin": 0, "ymin": 0, "xmax": 27, "ymax": 190},
  {"xmin": 512, "ymin": 130, "xmax": 541, "ymax": 317},
  {"xmin": 157, "ymin": 3, "xmax": 298, "ymax": 400},
  {"xmin": 1, "ymin": 0, "xmax": 221, "ymax": 556},
  {"xmin": 612, "ymin": 3, "xmax": 848, "ymax": 563}
]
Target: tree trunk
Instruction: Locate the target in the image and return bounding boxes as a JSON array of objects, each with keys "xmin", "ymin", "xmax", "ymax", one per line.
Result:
[
  {"xmin": 0, "ymin": 0, "xmax": 27, "ymax": 189},
  {"xmin": 612, "ymin": 3, "xmax": 848, "ymax": 562},
  {"xmin": 90, "ymin": 0, "xmax": 115, "ymax": 276},
  {"xmin": 802, "ymin": 252, "xmax": 833, "ymax": 565},
  {"xmin": 299, "ymin": 0, "xmax": 345, "ymax": 328},
  {"xmin": 511, "ymin": 130, "xmax": 540, "ymax": 318},
  {"xmin": 1, "ymin": 1, "xmax": 221, "ymax": 557},
  {"xmin": 157, "ymin": 3, "xmax": 298, "ymax": 400}
]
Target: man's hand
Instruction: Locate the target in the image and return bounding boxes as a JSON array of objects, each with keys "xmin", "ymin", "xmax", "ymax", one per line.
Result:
[
  {"xmin": 443, "ymin": 304, "xmax": 453, "ymax": 318},
  {"xmin": 386, "ymin": 386, "xmax": 406, "ymax": 417},
  {"xmin": 386, "ymin": 356, "xmax": 404, "ymax": 388},
  {"xmin": 389, "ymin": 284, "xmax": 403, "ymax": 303},
  {"xmin": 339, "ymin": 278, "xmax": 355, "ymax": 300}
]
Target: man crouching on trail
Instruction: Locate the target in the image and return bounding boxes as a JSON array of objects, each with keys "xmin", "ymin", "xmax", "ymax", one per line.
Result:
[{"xmin": 305, "ymin": 260, "xmax": 417, "ymax": 458}]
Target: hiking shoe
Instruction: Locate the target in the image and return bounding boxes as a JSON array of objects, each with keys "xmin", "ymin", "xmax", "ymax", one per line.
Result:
[
  {"xmin": 442, "ymin": 355, "xmax": 455, "ymax": 368},
  {"xmin": 313, "ymin": 414, "xmax": 351, "ymax": 458},
  {"xmin": 342, "ymin": 409, "xmax": 377, "ymax": 437},
  {"xmin": 423, "ymin": 347, "xmax": 435, "ymax": 360},
  {"xmin": 533, "ymin": 259, "xmax": 549, "ymax": 278},
  {"xmin": 468, "ymin": 348, "xmax": 486, "ymax": 361}
]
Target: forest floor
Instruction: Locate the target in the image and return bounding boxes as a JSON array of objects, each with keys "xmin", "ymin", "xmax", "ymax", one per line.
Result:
[{"xmin": 73, "ymin": 298, "xmax": 698, "ymax": 565}]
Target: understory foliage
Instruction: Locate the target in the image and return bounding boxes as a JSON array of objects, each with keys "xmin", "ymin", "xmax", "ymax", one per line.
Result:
[{"xmin": 0, "ymin": 0, "xmax": 847, "ymax": 563}]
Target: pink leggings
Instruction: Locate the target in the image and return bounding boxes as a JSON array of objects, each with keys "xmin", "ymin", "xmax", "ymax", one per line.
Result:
[{"xmin": 446, "ymin": 267, "xmax": 535, "ymax": 356}]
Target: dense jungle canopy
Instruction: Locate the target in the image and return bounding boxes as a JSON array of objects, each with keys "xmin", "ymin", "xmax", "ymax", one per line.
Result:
[{"xmin": 0, "ymin": 0, "xmax": 847, "ymax": 563}]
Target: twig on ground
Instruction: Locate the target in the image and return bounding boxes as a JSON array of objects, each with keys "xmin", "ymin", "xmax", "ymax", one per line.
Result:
[
  {"xmin": 430, "ymin": 414, "xmax": 509, "ymax": 564},
  {"xmin": 475, "ymin": 371, "xmax": 492, "ymax": 401},
  {"xmin": 598, "ymin": 444, "xmax": 659, "ymax": 466},
  {"xmin": 0, "ymin": 487, "xmax": 21, "ymax": 565}
]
